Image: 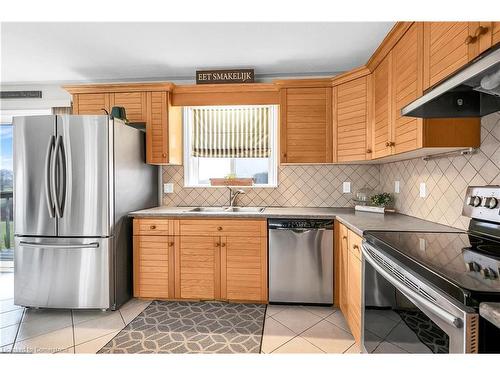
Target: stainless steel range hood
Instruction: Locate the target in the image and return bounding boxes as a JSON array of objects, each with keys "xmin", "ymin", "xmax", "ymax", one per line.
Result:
[{"xmin": 402, "ymin": 47, "xmax": 500, "ymax": 118}]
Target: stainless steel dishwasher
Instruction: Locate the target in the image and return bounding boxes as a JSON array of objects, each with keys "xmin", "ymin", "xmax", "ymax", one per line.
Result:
[{"xmin": 268, "ymin": 219, "xmax": 333, "ymax": 304}]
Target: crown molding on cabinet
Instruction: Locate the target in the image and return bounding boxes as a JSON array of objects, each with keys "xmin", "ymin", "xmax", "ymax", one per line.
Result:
[{"xmin": 63, "ymin": 82, "xmax": 175, "ymax": 94}]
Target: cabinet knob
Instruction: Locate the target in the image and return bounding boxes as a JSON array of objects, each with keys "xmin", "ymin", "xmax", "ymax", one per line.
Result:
[
  {"xmin": 465, "ymin": 26, "xmax": 489, "ymax": 45},
  {"xmin": 342, "ymin": 236, "xmax": 347, "ymax": 240},
  {"xmin": 366, "ymin": 149, "xmax": 372, "ymax": 154},
  {"xmin": 221, "ymin": 243, "xmax": 226, "ymax": 247},
  {"xmin": 215, "ymin": 242, "xmax": 221, "ymax": 247},
  {"xmin": 162, "ymin": 152, "xmax": 167, "ymax": 158},
  {"xmin": 353, "ymin": 244, "xmax": 360, "ymax": 250},
  {"xmin": 150, "ymin": 225, "xmax": 156, "ymax": 230},
  {"xmin": 217, "ymin": 226, "xmax": 223, "ymax": 231},
  {"xmin": 385, "ymin": 141, "xmax": 395, "ymax": 147},
  {"xmin": 283, "ymin": 153, "xmax": 287, "ymax": 158},
  {"xmin": 168, "ymin": 242, "xmax": 174, "ymax": 247}
]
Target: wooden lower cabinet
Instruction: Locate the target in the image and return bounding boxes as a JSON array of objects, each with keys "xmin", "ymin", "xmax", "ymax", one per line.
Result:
[
  {"xmin": 133, "ymin": 218, "xmax": 268, "ymax": 303},
  {"xmin": 133, "ymin": 234, "xmax": 175, "ymax": 299},
  {"xmin": 335, "ymin": 222, "xmax": 362, "ymax": 345}
]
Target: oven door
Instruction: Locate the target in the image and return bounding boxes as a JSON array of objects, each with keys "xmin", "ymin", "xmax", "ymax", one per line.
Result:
[{"xmin": 362, "ymin": 242, "xmax": 479, "ymax": 354}]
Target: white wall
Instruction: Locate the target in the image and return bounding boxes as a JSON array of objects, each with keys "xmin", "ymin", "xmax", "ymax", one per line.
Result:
[{"xmin": 0, "ymin": 84, "xmax": 71, "ymax": 111}]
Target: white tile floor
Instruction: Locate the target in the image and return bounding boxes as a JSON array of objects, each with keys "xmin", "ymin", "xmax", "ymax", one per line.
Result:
[{"xmin": 1, "ymin": 271, "xmax": 421, "ymax": 354}]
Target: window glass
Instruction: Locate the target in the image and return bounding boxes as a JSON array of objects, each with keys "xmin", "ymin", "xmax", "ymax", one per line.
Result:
[{"xmin": 184, "ymin": 105, "xmax": 278, "ymax": 187}]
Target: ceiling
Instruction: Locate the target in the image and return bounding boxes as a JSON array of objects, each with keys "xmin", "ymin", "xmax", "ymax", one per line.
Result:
[{"xmin": 1, "ymin": 22, "xmax": 394, "ymax": 84}]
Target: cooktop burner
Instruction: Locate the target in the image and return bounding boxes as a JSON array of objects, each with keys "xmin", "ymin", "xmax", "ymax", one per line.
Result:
[{"xmin": 364, "ymin": 230, "xmax": 500, "ymax": 305}]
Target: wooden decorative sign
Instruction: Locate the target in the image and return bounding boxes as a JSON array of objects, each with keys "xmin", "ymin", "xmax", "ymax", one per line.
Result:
[{"xmin": 196, "ymin": 69, "xmax": 254, "ymax": 84}]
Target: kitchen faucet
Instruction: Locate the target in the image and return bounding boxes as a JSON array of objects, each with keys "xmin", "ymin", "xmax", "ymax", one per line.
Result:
[{"xmin": 227, "ymin": 187, "xmax": 246, "ymax": 207}]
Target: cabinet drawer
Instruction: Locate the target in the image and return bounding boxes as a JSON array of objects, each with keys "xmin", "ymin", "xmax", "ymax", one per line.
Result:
[
  {"xmin": 179, "ymin": 219, "xmax": 266, "ymax": 237},
  {"xmin": 348, "ymin": 229, "xmax": 362, "ymax": 260},
  {"xmin": 133, "ymin": 218, "xmax": 177, "ymax": 236}
]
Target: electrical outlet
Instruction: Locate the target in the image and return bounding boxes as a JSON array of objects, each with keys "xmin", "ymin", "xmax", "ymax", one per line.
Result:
[
  {"xmin": 342, "ymin": 182, "xmax": 351, "ymax": 193},
  {"xmin": 394, "ymin": 181, "xmax": 400, "ymax": 194},
  {"xmin": 419, "ymin": 182, "xmax": 426, "ymax": 198},
  {"xmin": 163, "ymin": 183, "xmax": 174, "ymax": 194},
  {"xmin": 419, "ymin": 238, "xmax": 426, "ymax": 252}
]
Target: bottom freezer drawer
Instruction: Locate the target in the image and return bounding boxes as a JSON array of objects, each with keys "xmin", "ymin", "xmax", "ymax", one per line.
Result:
[{"xmin": 14, "ymin": 237, "xmax": 112, "ymax": 309}]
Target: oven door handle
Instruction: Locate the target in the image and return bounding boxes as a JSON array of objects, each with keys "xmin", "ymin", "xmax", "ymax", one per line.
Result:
[{"xmin": 362, "ymin": 245, "xmax": 463, "ymax": 328}]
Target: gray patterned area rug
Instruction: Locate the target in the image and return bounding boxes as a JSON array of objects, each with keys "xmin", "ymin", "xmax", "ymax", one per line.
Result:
[{"xmin": 99, "ymin": 301, "xmax": 266, "ymax": 354}]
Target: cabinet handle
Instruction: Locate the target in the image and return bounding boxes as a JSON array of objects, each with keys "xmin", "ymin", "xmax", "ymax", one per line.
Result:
[
  {"xmin": 465, "ymin": 25, "xmax": 489, "ymax": 45},
  {"xmin": 215, "ymin": 242, "xmax": 221, "ymax": 247},
  {"xmin": 283, "ymin": 153, "xmax": 287, "ymax": 158},
  {"xmin": 221, "ymin": 243, "xmax": 226, "ymax": 247},
  {"xmin": 150, "ymin": 225, "xmax": 156, "ymax": 230},
  {"xmin": 366, "ymin": 149, "xmax": 372, "ymax": 154},
  {"xmin": 386, "ymin": 141, "xmax": 395, "ymax": 147},
  {"xmin": 217, "ymin": 226, "xmax": 223, "ymax": 231},
  {"xmin": 342, "ymin": 236, "xmax": 347, "ymax": 240},
  {"xmin": 162, "ymin": 152, "xmax": 167, "ymax": 158},
  {"xmin": 353, "ymin": 244, "xmax": 360, "ymax": 250},
  {"xmin": 168, "ymin": 242, "xmax": 174, "ymax": 247}
]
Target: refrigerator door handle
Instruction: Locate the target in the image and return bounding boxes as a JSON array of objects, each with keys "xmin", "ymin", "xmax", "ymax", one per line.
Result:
[
  {"xmin": 19, "ymin": 241, "xmax": 100, "ymax": 249},
  {"xmin": 57, "ymin": 136, "xmax": 67, "ymax": 216},
  {"xmin": 44, "ymin": 135, "xmax": 55, "ymax": 218},
  {"xmin": 51, "ymin": 135, "xmax": 63, "ymax": 218}
]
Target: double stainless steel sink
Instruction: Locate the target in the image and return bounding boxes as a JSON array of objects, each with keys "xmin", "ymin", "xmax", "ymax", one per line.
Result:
[{"xmin": 188, "ymin": 207, "xmax": 266, "ymax": 213}]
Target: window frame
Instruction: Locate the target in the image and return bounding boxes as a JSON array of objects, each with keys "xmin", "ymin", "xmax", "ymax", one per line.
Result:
[{"xmin": 183, "ymin": 105, "xmax": 278, "ymax": 188}]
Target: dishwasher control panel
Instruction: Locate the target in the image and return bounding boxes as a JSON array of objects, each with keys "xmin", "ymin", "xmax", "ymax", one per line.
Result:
[{"xmin": 268, "ymin": 219, "xmax": 333, "ymax": 230}]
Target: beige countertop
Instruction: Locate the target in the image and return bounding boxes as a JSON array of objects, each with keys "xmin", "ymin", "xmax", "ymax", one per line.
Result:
[{"xmin": 129, "ymin": 206, "xmax": 462, "ymax": 236}]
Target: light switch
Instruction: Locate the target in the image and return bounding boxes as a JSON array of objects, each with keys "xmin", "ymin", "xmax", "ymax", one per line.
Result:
[
  {"xmin": 419, "ymin": 238, "xmax": 426, "ymax": 252},
  {"xmin": 343, "ymin": 182, "xmax": 351, "ymax": 193},
  {"xmin": 163, "ymin": 183, "xmax": 174, "ymax": 194},
  {"xmin": 419, "ymin": 182, "xmax": 426, "ymax": 198},
  {"xmin": 394, "ymin": 181, "xmax": 400, "ymax": 194}
]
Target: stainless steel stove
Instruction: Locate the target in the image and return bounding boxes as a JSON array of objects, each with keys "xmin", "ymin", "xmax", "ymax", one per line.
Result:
[{"xmin": 362, "ymin": 186, "xmax": 500, "ymax": 353}]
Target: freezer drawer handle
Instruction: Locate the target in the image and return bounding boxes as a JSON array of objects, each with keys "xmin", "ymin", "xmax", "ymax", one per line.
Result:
[
  {"xmin": 19, "ymin": 241, "xmax": 100, "ymax": 249},
  {"xmin": 44, "ymin": 135, "xmax": 55, "ymax": 218}
]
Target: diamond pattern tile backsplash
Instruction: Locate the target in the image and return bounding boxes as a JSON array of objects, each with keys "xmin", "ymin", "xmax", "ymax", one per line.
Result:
[
  {"xmin": 380, "ymin": 112, "xmax": 500, "ymax": 230},
  {"xmin": 162, "ymin": 164, "xmax": 380, "ymax": 208},
  {"xmin": 162, "ymin": 112, "xmax": 500, "ymax": 230}
]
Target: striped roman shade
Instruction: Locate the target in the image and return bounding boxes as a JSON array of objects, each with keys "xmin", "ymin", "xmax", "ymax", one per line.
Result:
[{"xmin": 191, "ymin": 106, "xmax": 270, "ymax": 158}]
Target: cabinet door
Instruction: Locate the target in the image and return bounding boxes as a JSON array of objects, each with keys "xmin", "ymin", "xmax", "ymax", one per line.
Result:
[
  {"xmin": 222, "ymin": 235, "xmax": 267, "ymax": 302},
  {"xmin": 146, "ymin": 91, "xmax": 169, "ymax": 164},
  {"xmin": 339, "ymin": 224, "xmax": 349, "ymax": 317},
  {"xmin": 133, "ymin": 235, "xmax": 175, "ymax": 299},
  {"xmin": 372, "ymin": 52, "xmax": 392, "ymax": 159},
  {"xmin": 176, "ymin": 236, "xmax": 219, "ymax": 300},
  {"xmin": 347, "ymin": 244, "xmax": 362, "ymax": 345},
  {"xmin": 110, "ymin": 92, "xmax": 147, "ymax": 123},
  {"xmin": 423, "ymin": 22, "xmax": 476, "ymax": 90},
  {"xmin": 280, "ymin": 87, "xmax": 333, "ymax": 163},
  {"xmin": 73, "ymin": 93, "xmax": 110, "ymax": 115},
  {"xmin": 335, "ymin": 76, "xmax": 370, "ymax": 162},
  {"xmin": 392, "ymin": 23, "xmax": 423, "ymax": 154},
  {"xmin": 493, "ymin": 22, "xmax": 500, "ymax": 46}
]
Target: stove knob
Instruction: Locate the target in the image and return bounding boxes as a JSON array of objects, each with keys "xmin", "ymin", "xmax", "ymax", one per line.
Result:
[
  {"xmin": 473, "ymin": 196, "xmax": 482, "ymax": 207},
  {"xmin": 480, "ymin": 268, "xmax": 489, "ymax": 278},
  {"xmin": 484, "ymin": 197, "xmax": 498, "ymax": 209},
  {"xmin": 489, "ymin": 269, "xmax": 498, "ymax": 279},
  {"xmin": 465, "ymin": 262, "xmax": 481, "ymax": 272}
]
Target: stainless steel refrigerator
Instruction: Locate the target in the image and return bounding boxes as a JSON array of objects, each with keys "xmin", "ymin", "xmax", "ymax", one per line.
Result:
[{"xmin": 13, "ymin": 115, "xmax": 158, "ymax": 310}]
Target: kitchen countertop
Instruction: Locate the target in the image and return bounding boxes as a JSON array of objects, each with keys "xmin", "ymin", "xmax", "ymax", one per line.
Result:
[
  {"xmin": 129, "ymin": 206, "xmax": 461, "ymax": 236},
  {"xmin": 479, "ymin": 303, "xmax": 500, "ymax": 329}
]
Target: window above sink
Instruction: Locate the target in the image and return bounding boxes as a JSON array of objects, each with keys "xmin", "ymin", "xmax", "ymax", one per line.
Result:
[{"xmin": 183, "ymin": 105, "xmax": 278, "ymax": 188}]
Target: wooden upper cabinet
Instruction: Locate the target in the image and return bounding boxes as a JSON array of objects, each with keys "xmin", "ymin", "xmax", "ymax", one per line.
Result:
[
  {"xmin": 372, "ymin": 52, "xmax": 392, "ymax": 159},
  {"xmin": 72, "ymin": 93, "xmax": 110, "ymax": 115},
  {"xmin": 111, "ymin": 92, "xmax": 147, "ymax": 123},
  {"xmin": 492, "ymin": 22, "xmax": 500, "ymax": 45},
  {"xmin": 422, "ymin": 22, "xmax": 493, "ymax": 90},
  {"xmin": 334, "ymin": 75, "xmax": 372, "ymax": 162},
  {"xmin": 280, "ymin": 85, "xmax": 333, "ymax": 163},
  {"xmin": 392, "ymin": 22, "xmax": 424, "ymax": 154}
]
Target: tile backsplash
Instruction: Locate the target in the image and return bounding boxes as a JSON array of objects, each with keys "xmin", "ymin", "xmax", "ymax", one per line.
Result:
[
  {"xmin": 162, "ymin": 112, "xmax": 500, "ymax": 230},
  {"xmin": 380, "ymin": 112, "xmax": 500, "ymax": 229},
  {"xmin": 161, "ymin": 164, "xmax": 380, "ymax": 208}
]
